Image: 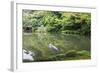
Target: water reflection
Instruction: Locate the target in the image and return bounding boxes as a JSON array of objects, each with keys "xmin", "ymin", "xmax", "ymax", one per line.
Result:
[{"xmin": 23, "ymin": 33, "xmax": 91, "ymax": 62}]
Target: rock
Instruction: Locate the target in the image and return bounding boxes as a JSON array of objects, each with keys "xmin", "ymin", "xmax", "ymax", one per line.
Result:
[{"xmin": 23, "ymin": 49, "xmax": 35, "ymax": 62}]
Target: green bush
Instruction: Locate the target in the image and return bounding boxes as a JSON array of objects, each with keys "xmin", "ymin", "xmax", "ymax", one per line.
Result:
[
  {"xmin": 77, "ymin": 50, "xmax": 90, "ymax": 56},
  {"xmin": 55, "ymin": 54, "xmax": 66, "ymax": 60},
  {"xmin": 33, "ymin": 50, "xmax": 90, "ymax": 61},
  {"xmin": 65, "ymin": 50, "xmax": 78, "ymax": 57},
  {"xmin": 37, "ymin": 54, "xmax": 66, "ymax": 61},
  {"xmin": 23, "ymin": 10, "xmax": 91, "ymax": 35}
]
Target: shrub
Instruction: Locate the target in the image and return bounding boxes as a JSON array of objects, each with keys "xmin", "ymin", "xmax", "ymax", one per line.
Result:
[
  {"xmin": 39, "ymin": 54, "xmax": 66, "ymax": 61},
  {"xmin": 65, "ymin": 50, "xmax": 78, "ymax": 57},
  {"xmin": 77, "ymin": 50, "xmax": 90, "ymax": 56},
  {"xmin": 55, "ymin": 54, "xmax": 66, "ymax": 60}
]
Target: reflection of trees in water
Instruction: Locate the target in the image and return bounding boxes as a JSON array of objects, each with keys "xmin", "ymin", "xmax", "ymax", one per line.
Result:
[
  {"xmin": 23, "ymin": 33, "xmax": 90, "ymax": 62},
  {"xmin": 23, "ymin": 33, "xmax": 90, "ymax": 52}
]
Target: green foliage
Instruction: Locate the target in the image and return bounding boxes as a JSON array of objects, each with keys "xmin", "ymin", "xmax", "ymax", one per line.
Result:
[
  {"xmin": 65, "ymin": 50, "xmax": 78, "ymax": 57},
  {"xmin": 77, "ymin": 50, "xmax": 90, "ymax": 57},
  {"xmin": 33, "ymin": 50, "xmax": 91, "ymax": 61},
  {"xmin": 23, "ymin": 10, "xmax": 91, "ymax": 36}
]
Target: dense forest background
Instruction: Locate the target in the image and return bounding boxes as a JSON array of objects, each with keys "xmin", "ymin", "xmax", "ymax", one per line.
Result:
[{"xmin": 23, "ymin": 10, "xmax": 91, "ymax": 36}]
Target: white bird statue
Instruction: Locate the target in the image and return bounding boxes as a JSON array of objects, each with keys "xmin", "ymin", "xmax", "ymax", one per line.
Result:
[{"xmin": 48, "ymin": 44, "xmax": 59, "ymax": 53}]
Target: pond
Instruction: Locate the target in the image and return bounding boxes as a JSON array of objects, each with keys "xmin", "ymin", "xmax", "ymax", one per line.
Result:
[{"xmin": 23, "ymin": 33, "xmax": 91, "ymax": 62}]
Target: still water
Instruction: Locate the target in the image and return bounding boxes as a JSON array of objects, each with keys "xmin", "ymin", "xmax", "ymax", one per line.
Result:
[{"xmin": 23, "ymin": 33, "xmax": 91, "ymax": 61}]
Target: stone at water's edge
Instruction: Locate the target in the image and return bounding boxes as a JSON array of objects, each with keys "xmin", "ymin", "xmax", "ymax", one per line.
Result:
[{"xmin": 23, "ymin": 49, "xmax": 35, "ymax": 61}]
